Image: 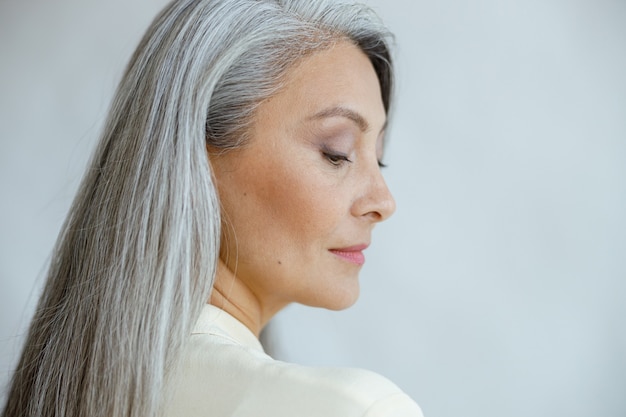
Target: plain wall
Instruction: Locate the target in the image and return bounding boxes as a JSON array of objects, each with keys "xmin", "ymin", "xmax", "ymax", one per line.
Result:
[{"xmin": 1, "ymin": 1, "xmax": 625, "ymax": 416}]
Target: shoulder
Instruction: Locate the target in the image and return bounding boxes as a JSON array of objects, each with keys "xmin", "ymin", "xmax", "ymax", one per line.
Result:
[
  {"xmin": 264, "ymin": 363, "xmax": 424, "ymax": 417},
  {"xmin": 163, "ymin": 332, "xmax": 423, "ymax": 417}
]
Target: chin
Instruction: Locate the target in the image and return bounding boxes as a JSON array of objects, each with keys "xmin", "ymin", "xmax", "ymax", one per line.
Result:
[
  {"xmin": 324, "ymin": 298, "xmax": 359, "ymax": 311},
  {"xmin": 304, "ymin": 282, "xmax": 361, "ymax": 311}
]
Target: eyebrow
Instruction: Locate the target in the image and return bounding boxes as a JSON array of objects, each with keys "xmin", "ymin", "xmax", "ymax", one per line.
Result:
[{"xmin": 308, "ymin": 106, "xmax": 387, "ymax": 134}]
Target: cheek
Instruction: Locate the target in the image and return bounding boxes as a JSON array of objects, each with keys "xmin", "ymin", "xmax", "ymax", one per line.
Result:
[
  {"xmin": 214, "ymin": 141, "xmax": 351, "ymax": 271},
  {"xmin": 252, "ymin": 162, "xmax": 333, "ymax": 247}
]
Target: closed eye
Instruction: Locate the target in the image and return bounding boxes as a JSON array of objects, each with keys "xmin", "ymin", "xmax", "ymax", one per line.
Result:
[{"xmin": 323, "ymin": 151, "xmax": 352, "ymax": 167}]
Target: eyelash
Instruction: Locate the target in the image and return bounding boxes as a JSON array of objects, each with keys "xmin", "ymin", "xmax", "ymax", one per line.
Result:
[
  {"xmin": 323, "ymin": 151, "xmax": 352, "ymax": 167},
  {"xmin": 322, "ymin": 150, "xmax": 388, "ymax": 169}
]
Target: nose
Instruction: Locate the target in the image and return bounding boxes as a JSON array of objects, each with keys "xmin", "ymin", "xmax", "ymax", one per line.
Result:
[{"xmin": 352, "ymin": 167, "xmax": 396, "ymax": 223}]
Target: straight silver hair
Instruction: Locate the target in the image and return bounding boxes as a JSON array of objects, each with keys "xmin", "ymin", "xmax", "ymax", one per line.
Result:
[{"xmin": 2, "ymin": 1, "xmax": 393, "ymax": 416}]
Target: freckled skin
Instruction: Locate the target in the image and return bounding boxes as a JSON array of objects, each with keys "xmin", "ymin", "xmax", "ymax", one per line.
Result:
[{"xmin": 208, "ymin": 42, "xmax": 396, "ymax": 335}]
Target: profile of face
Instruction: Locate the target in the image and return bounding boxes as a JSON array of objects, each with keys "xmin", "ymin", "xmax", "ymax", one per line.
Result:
[{"xmin": 210, "ymin": 41, "xmax": 395, "ymax": 318}]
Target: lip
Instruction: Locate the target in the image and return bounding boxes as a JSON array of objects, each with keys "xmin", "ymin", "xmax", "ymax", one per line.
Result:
[{"xmin": 329, "ymin": 244, "xmax": 369, "ymax": 266}]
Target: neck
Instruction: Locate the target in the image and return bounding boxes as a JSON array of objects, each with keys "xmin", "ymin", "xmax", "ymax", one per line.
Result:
[{"xmin": 209, "ymin": 260, "xmax": 287, "ymax": 337}]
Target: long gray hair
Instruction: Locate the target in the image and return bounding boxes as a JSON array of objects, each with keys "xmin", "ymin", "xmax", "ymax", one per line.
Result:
[{"xmin": 2, "ymin": 1, "xmax": 393, "ymax": 416}]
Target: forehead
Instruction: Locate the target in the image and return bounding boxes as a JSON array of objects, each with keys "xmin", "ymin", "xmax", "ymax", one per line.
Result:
[{"xmin": 253, "ymin": 41, "xmax": 387, "ymax": 134}]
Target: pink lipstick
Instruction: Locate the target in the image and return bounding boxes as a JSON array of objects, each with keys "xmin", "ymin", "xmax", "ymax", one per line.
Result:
[{"xmin": 329, "ymin": 244, "xmax": 368, "ymax": 266}]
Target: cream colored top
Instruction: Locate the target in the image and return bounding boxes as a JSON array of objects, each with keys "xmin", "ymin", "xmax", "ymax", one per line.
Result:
[{"xmin": 163, "ymin": 304, "xmax": 423, "ymax": 417}]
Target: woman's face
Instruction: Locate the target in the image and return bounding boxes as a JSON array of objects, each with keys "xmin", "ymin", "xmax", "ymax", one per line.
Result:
[{"xmin": 210, "ymin": 41, "xmax": 395, "ymax": 312}]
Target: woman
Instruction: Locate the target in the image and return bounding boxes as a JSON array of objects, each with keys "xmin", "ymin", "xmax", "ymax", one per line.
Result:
[{"xmin": 3, "ymin": 1, "xmax": 423, "ymax": 416}]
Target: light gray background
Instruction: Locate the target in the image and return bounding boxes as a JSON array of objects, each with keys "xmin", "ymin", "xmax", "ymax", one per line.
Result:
[{"xmin": 1, "ymin": 1, "xmax": 625, "ymax": 416}]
